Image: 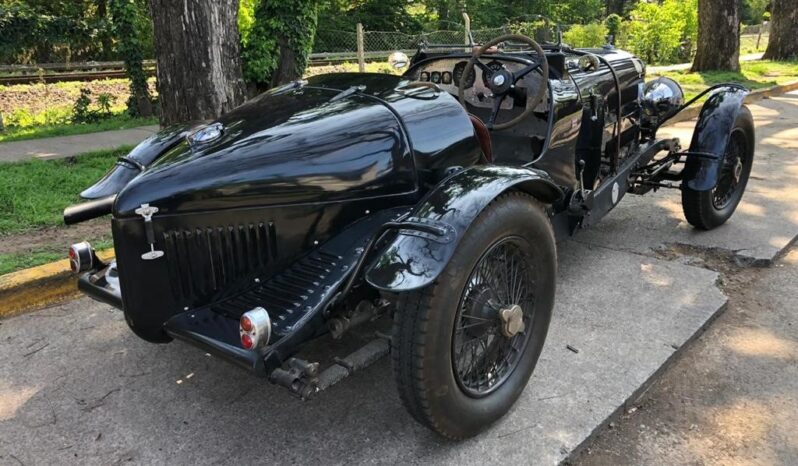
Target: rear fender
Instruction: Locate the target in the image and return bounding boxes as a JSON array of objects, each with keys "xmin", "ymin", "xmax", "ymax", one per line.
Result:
[
  {"xmin": 683, "ymin": 86, "xmax": 750, "ymax": 191},
  {"xmin": 365, "ymin": 165, "xmax": 562, "ymax": 292}
]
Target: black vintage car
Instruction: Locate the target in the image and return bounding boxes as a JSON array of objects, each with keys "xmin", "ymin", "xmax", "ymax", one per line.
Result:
[{"xmin": 64, "ymin": 29, "xmax": 754, "ymax": 438}]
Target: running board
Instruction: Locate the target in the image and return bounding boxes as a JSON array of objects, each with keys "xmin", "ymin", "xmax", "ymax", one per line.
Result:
[{"xmin": 269, "ymin": 337, "xmax": 390, "ymax": 399}]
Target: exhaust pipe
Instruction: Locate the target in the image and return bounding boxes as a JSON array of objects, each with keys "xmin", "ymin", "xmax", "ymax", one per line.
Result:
[{"xmin": 63, "ymin": 195, "xmax": 116, "ymax": 225}]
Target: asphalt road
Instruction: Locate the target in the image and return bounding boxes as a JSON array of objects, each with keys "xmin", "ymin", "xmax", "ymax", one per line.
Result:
[{"xmin": 1, "ymin": 92, "xmax": 797, "ymax": 465}]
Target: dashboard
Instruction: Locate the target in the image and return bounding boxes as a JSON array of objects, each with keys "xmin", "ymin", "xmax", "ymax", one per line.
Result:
[{"xmin": 409, "ymin": 57, "xmax": 545, "ymax": 112}]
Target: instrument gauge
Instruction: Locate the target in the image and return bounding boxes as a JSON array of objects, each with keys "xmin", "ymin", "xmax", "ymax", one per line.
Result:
[
  {"xmin": 452, "ymin": 61, "xmax": 475, "ymax": 88},
  {"xmin": 419, "ymin": 71, "xmax": 430, "ymax": 82},
  {"xmin": 441, "ymin": 71, "xmax": 452, "ymax": 85},
  {"xmin": 430, "ymin": 71, "xmax": 441, "ymax": 84}
]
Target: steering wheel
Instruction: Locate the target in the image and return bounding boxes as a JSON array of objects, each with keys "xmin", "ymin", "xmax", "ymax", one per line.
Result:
[{"xmin": 458, "ymin": 34, "xmax": 550, "ymax": 131}]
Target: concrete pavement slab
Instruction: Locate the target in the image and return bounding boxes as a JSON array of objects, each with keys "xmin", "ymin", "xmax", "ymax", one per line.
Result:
[
  {"xmin": 0, "ymin": 242, "xmax": 725, "ymax": 465},
  {"xmin": 579, "ymin": 91, "xmax": 798, "ymax": 265},
  {"xmin": 0, "ymin": 125, "xmax": 158, "ymax": 163}
]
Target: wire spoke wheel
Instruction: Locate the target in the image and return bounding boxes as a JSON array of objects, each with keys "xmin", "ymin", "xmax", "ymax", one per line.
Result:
[
  {"xmin": 452, "ymin": 236, "xmax": 536, "ymax": 397},
  {"xmin": 712, "ymin": 129, "xmax": 748, "ymax": 210}
]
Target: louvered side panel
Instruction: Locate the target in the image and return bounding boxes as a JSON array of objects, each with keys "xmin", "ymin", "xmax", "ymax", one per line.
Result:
[{"xmin": 163, "ymin": 222, "xmax": 275, "ymax": 302}]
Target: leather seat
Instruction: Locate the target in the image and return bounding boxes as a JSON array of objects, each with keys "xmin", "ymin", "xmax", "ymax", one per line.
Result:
[{"xmin": 469, "ymin": 114, "xmax": 493, "ymax": 163}]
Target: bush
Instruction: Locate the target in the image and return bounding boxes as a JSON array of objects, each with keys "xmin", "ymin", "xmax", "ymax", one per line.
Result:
[
  {"xmin": 618, "ymin": 0, "xmax": 697, "ymax": 65},
  {"xmin": 563, "ymin": 23, "xmax": 609, "ymax": 48}
]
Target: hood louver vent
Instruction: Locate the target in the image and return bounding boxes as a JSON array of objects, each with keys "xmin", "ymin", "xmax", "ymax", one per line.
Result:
[{"xmin": 162, "ymin": 222, "xmax": 277, "ymax": 302}]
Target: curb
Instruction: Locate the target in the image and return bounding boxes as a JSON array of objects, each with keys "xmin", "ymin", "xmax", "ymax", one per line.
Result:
[
  {"xmin": 0, "ymin": 249, "xmax": 114, "ymax": 318},
  {"xmin": 667, "ymin": 80, "xmax": 798, "ymax": 125}
]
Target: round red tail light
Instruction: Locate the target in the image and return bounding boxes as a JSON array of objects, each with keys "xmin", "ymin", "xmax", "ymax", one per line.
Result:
[
  {"xmin": 238, "ymin": 307, "xmax": 271, "ymax": 351},
  {"xmin": 240, "ymin": 316, "xmax": 253, "ymax": 332},
  {"xmin": 68, "ymin": 242, "xmax": 94, "ymax": 273},
  {"xmin": 241, "ymin": 333, "xmax": 254, "ymax": 350}
]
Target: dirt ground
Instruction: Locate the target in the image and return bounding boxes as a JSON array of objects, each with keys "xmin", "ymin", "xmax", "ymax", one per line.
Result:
[
  {"xmin": 0, "ymin": 219, "xmax": 110, "ymax": 255},
  {"xmin": 574, "ymin": 244, "xmax": 798, "ymax": 465}
]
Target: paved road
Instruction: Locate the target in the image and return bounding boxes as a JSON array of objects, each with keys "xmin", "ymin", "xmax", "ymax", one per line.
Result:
[
  {"xmin": 0, "ymin": 126, "xmax": 159, "ymax": 163},
  {"xmin": 0, "ymin": 92, "xmax": 796, "ymax": 465}
]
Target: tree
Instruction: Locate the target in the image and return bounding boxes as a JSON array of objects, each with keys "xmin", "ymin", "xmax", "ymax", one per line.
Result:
[
  {"xmin": 691, "ymin": 0, "xmax": 739, "ymax": 72},
  {"xmin": 763, "ymin": 0, "xmax": 798, "ymax": 61},
  {"xmin": 109, "ymin": 0, "xmax": 152, "ymax": 117},
  {"xmin": 148, "ymin": 0, "xmax": 246, "ymax": 125},
  {"xmin": 242, "ymin": 0, "xmax": 319, "ymax": 90}
]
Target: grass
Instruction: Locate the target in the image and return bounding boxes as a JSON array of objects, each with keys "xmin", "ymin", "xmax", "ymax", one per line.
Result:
[
  {"xmin": 651, "ymin": 60, "xmax": 798, "ymax": 99},
  {"xmin": 0, "ymin": 146, "xmax": 130, "ymax": 234},
  {"xmin": 0, "ymin": 237, "xmax": 113, "ymax": 275},
  {"xmin": 0, "ymin": 114, "xmax": 157, "ymax": 143},
  {"xmin": 739, "ymin": 33, "xmax": 769, "ymax": 55}
]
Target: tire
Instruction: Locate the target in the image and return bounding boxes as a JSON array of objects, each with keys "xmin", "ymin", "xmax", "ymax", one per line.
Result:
[
  {"xmin": 391, "ymin": 192, "xmax": 556, "ymax": 439},
  {"xmin": 682, "ymin": 106, "xmax": 755, "ymax": 230}
]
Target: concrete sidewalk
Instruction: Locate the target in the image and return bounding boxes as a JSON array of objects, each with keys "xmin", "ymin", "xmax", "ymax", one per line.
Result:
[
  {"xmin": 0, "ymin": 125, "xmax": 159, "ymax": 163},
  {"xmin": 648, "ymin": 53, "xmax": 763, "ymax": 73}
]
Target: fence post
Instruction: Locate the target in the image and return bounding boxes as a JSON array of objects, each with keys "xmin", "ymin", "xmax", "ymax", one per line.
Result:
[
  {"xmin": 356, "ymin": 23, "xmax": 365, "ymax": 72},
  {"xmin": 463, "ymin": 13, "xmax": 471, "ymax": 45}
]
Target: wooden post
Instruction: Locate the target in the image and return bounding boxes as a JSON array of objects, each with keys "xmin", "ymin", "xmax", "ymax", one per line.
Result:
[
  {"xmin": 356, "ymin": 23, "xmax": 365, "ymax": 72},
  {"xmin": 756, "ymin": 21, "xmax": 767, "ymax": 50},
  {"xmin": 463, "ymin": 13, "xmax": 471, "ymax": 45}
]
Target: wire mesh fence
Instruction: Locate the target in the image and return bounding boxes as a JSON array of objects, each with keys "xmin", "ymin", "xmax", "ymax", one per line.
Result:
[{"xmin": 310, "ymin": 25, "xmax": 512, "ymax": 62}]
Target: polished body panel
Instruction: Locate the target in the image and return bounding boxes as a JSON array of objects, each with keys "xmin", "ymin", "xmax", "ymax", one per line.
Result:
[{"xmin": 366, "ymin": 165, "xmax": 561, "ymax": 291}]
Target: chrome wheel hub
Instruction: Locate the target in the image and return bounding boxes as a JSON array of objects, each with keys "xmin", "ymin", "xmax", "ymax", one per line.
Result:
[
  {"xmin": 733, "ymin": 158, "xmax": 743, "ymax": 183},
  {"xmin": 499, "ymin": 304, "xmax": 525, "ymax": 338}
]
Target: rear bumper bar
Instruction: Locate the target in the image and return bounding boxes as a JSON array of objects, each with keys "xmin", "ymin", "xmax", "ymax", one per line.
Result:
[{"xmin": 78, "ymin": 260, "xmax": 123, "ymax": 310}]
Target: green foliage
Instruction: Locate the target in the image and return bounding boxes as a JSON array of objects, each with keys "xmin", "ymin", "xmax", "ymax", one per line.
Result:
[
  {"xmin": 0, "ymin": 0, "xmax": 153, "ymax": 65},
  {"xmin": 109, "ymin": 0, "xmax": 152, "ymax": 117},
  {"xmin": 605, "ymin": 13, "xmax": 622, "ymax": 41},
  {"xmin": 71, "ymin": 88, "xmax": 123, "ymax": 123},
  {"xmin": 0, "ymin": 146, "xmax": 132, "ymax": 234},
  {"xmin": 0, "ymin": 113, "xmax": 156, "ymax": 143},
  {"xmin": 3, "ymin": 107, "xmax": 71, "ymax": 129},
  {"xmin": 242, "ymin": 0, "xmax": 319, "ymax": 87},
  {"xmin": 563, "ymin": 23, "xmax": 608, "ymax": 48},
  {"xmin": 72, "ymin": 88, "xmax": 98, "ymax": 124},
  {"xmin": 238, "ymin": 0, "xmax": 257, "ymax": 45},
  {"xmin": 618, "ymin": 0, "xmax": 697, "ymax": 65},
  {"xmin": 96, "ymin": 92, "xmax": 117, "ymax": 115},
  {"xmin": 317, "ymin": 0, "xmax": 423, "ymax": 33},
  {"xmin": 741, "ymin": 0, "xmax": 770, "ymax": 24}
]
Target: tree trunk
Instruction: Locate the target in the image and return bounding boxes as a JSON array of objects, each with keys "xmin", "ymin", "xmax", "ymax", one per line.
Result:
[
  {"xmin": 763, "ymin": 0, "xmax": 798, "ymax": 61},
  {"xmin": 692, "ymin": 0, "xmax": 740, "ymax": 72},
  {"xmin": 241, "ymin": 0, "xmax": 318, "ymax": 91},
  {"xmin": 605, "ymin": 0, "xmax": 625, "ymax": 17},
  {"xmin": 148, "ymin": 0, "xmax": 247, "ymax": 125}
]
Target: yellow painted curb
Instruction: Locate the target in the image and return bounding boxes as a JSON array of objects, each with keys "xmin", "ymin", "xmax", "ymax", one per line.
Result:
[{"xmin": 0, "ymin": 249, "xmax": 114, "ymax": 318}]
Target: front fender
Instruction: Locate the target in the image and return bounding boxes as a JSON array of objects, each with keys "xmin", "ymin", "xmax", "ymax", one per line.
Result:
[
  {"xmin": 684, "ymin": 86, "xmax": 749, "ymax": 191},
  {"xmin": 365, "ymin": 165, "xmax": 562, "ymax": 292},
  {"xmin": 80, "ymin": 122, "xmax": 207, "ymax": 200}
]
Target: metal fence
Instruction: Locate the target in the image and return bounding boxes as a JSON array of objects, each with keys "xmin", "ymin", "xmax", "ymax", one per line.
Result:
[{"xmin": 310, "ymin": 24, "xmax": 511, "ymax": 64}]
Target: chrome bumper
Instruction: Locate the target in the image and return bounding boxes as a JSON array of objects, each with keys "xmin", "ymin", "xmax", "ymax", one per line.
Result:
[{"xmin": 78, "ymin": 260, "xmax": 123, "ymax": 310}]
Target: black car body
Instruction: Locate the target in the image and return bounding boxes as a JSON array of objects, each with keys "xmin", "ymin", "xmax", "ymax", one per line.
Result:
[{"xmin": 65, "ymin": 31, "xmax": 754, "ymax": 438}]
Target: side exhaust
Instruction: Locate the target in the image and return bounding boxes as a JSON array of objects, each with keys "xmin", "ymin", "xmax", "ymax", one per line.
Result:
[{"xmin": 63, "ymin": 195, "xmax": 115, "ymax": 225}]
